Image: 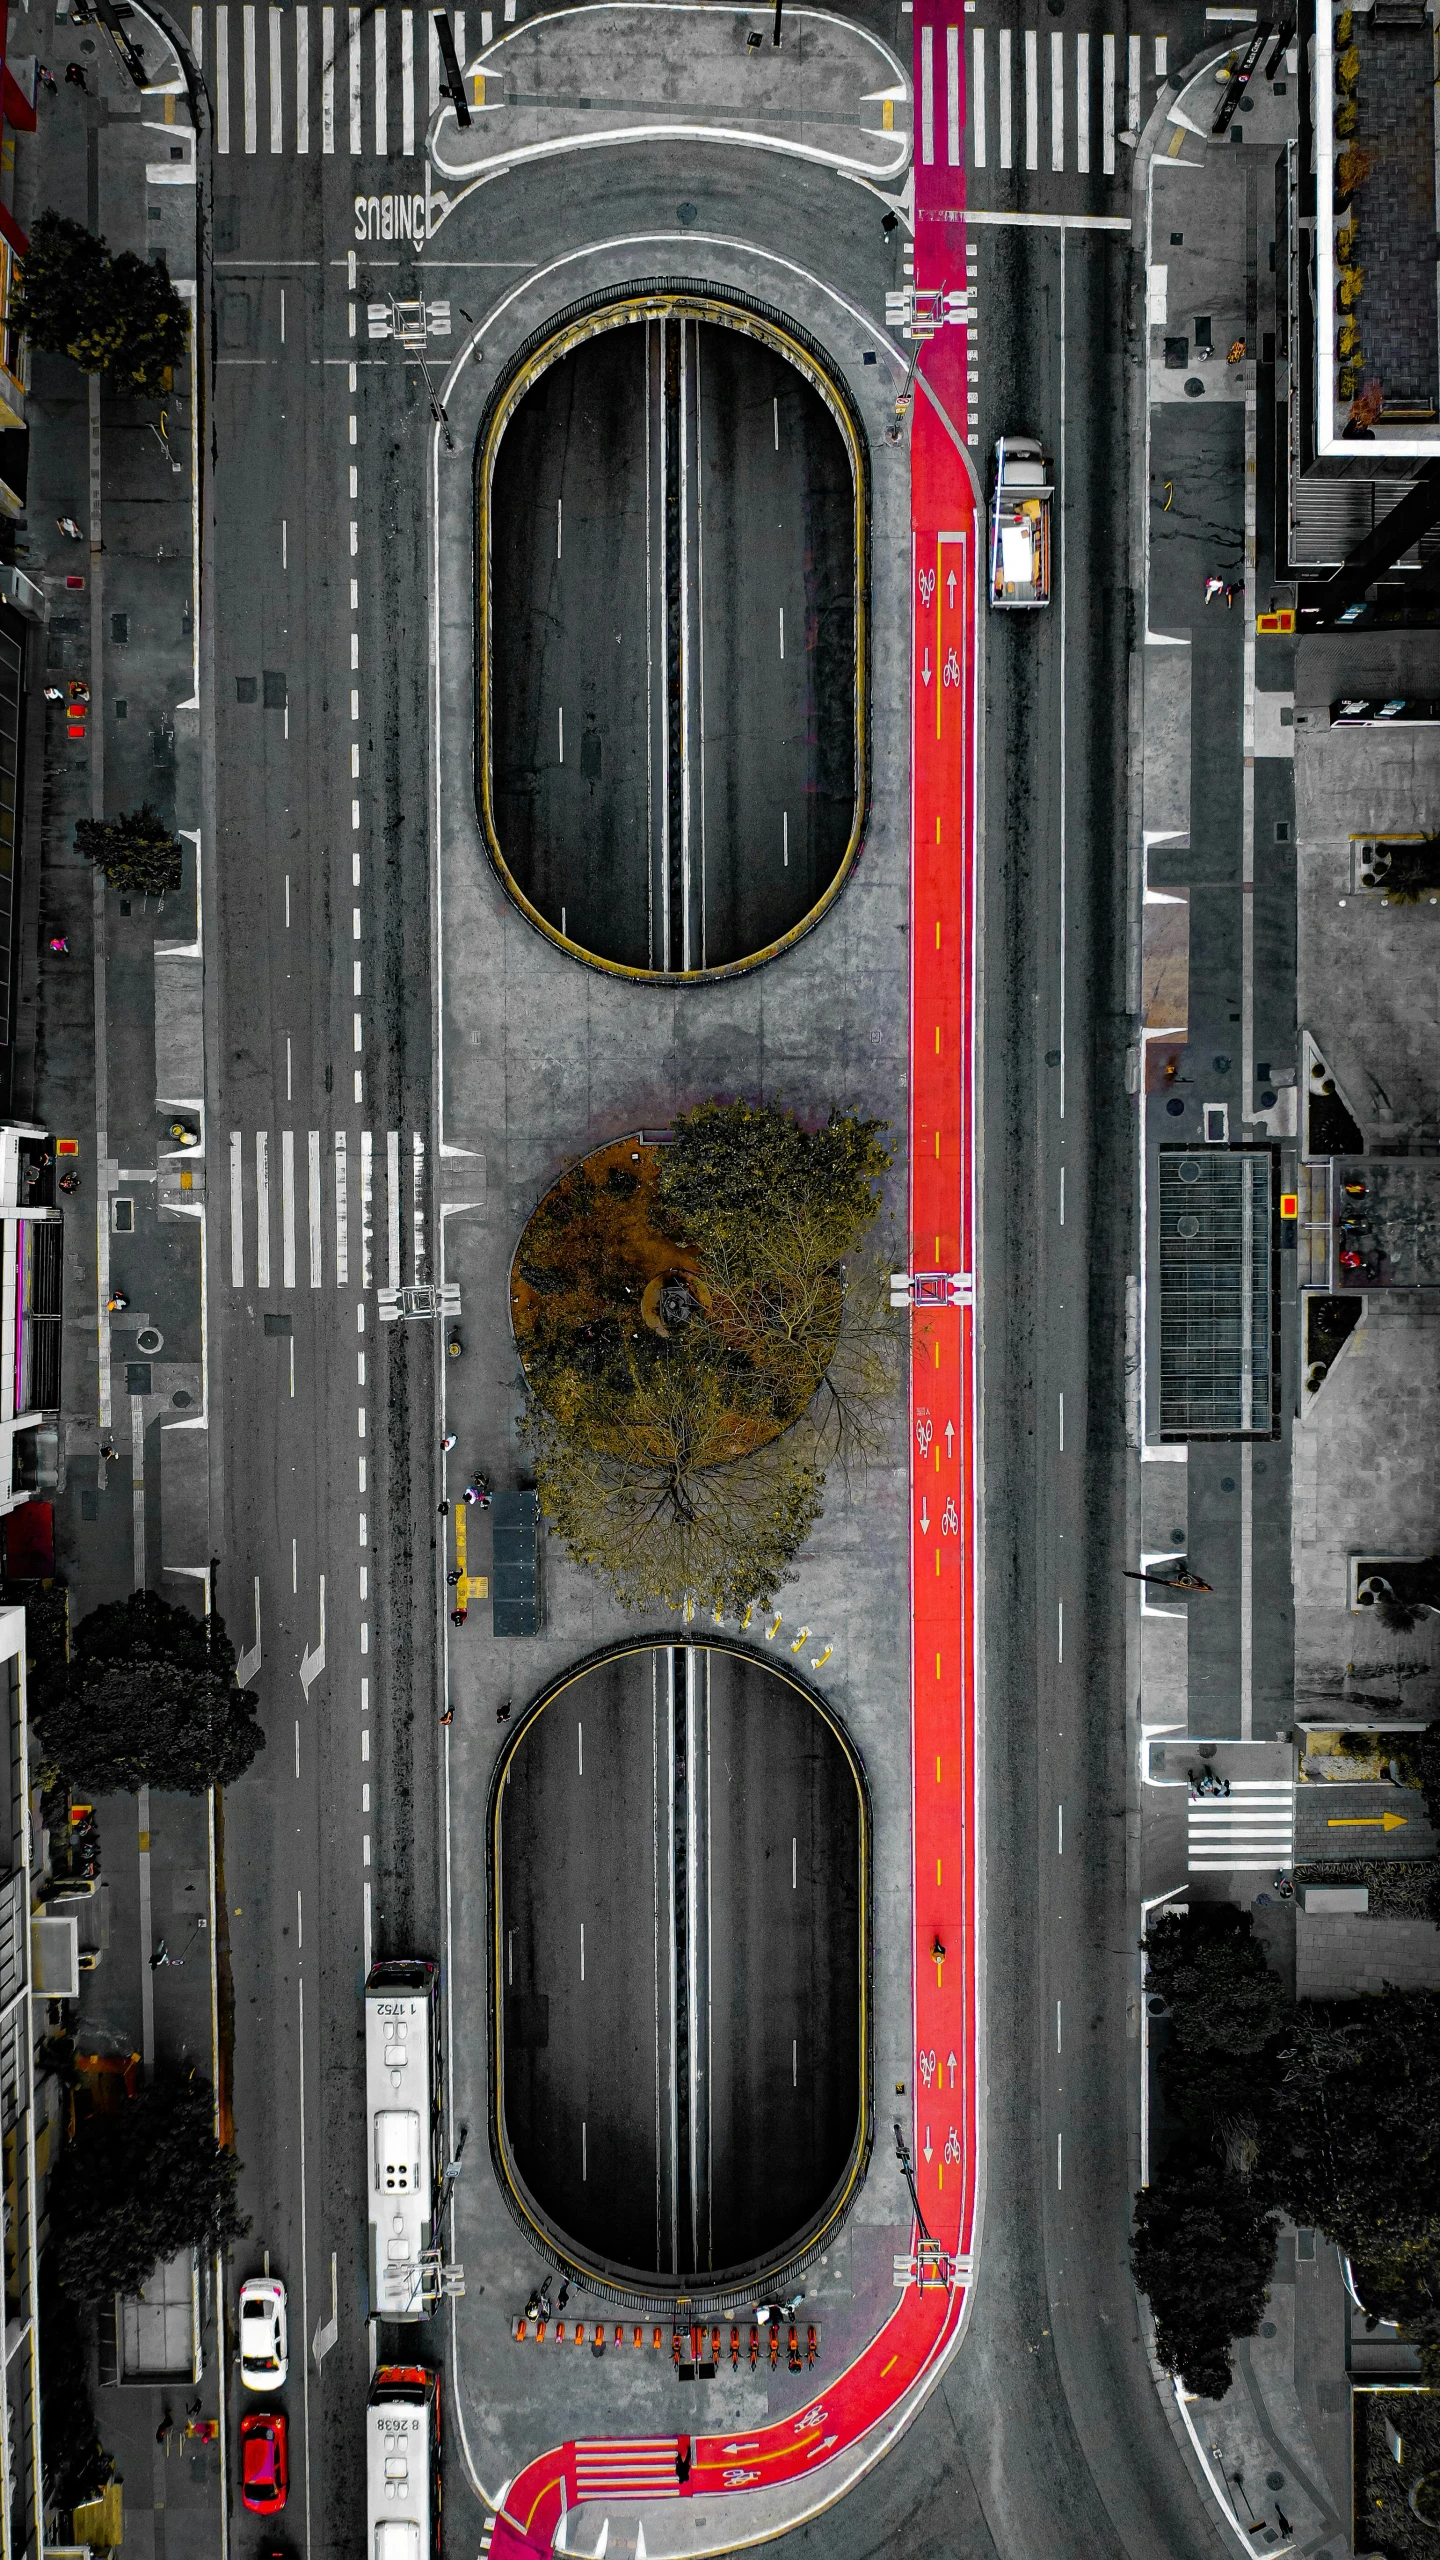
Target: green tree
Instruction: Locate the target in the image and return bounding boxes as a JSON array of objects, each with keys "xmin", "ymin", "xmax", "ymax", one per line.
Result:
[
  {"xmin": 15, "ymin": 210, "xmax": 188, "ymax": 395},
  {"xmin": 1145, "ymin": 1904, "xmax": 1290, "ymax": 2054},
  {"xmin": 1266, "ymin": 1993, "xmax": 1440, "ymax": 2259},
  {"xmin": 48, "ymin": 2073, "xmax": 246, "ymax": 2300},
  {"xmin": 74, "ymin": 804, "xmax": 182, "ymax": 896},
  {"xmin": 525, "ymin": 1104, "xmax": 901, "ymax": 1613},
  {"xmin": 34, "ymin": 1589, "xmax": 263, "ymax": 1794},
  {"xmin": 37, "ymin": 2255, "xmax": 112, "ymax": 2507},
  {"xmin": 1131, "ymin": 2166, "xmax": 1281, "ymax": 2400}
]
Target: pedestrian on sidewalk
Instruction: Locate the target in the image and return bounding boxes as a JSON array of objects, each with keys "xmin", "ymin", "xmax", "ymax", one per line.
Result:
[
  {"xmin": 462, "ymin": 1482, "xmax": 479, "ymax": 1506},
  {"xmin": 42, "ymin": 684, "xmax": 64, "ymax": 702},
  {"xmin": 48, "ymin": 935, "xmax": 68, "ymax": 953},
  {"xmin": 437, "ymin": 1498, "xmax": 449, "ymax": 1516},
  {"xmin": 185, "ymin": 2397, "xmax": 202, "ymax": 2421},
  {"xmin": 1124, "ymin": 1566, "xmax": 1213, "ymax": 1593},
  {"xmin": 106, "ymin": 1293, "xmax": 128, "ymax": 1313},
  {"xmin": 63, "ymin": 60, "xmax": 87, "ymax": 87},
  {"xmin": 58, "ymin": 1171, "xmax": 79, "ymax": 1193},
  {"xmin": 1203, "ymin": 574, "xmax": 1225, "ymax": 602},
  {"xmin": 496, "ymin": 1701, "xmax": 512, "ymax": 1724},
  {"xmin": 36, "ymin": 64, "xmax": 57, "ymax": 91},
  {"xmin": 445, "ymin": 1569, "xmax": 461, "ymax": 1586},
  {"xmin": 56, "ymin": 515, "xmax": 83, "ymax": 541},
  {"xmin": 441, "ymin": 1432, "xmax": 456, "ymax": 1452},
  {"xmin": 439, "ymin": 1705, "xmax": 454, "ymax": 1725},
  {"xmin": 449, "ymin": 1606, "xmax": 467, "ymax": 1627}
]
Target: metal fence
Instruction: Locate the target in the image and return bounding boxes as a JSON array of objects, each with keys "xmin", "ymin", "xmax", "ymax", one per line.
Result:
[{"xmin": 1158, "ymin": 1150, "xmax": 1275, "ymax": 1438}]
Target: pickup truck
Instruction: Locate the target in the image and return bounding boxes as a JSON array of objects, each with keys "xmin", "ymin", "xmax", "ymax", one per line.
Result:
[{"xmin": 989, "ymin": 435, "xmax": 1053, "ymax": 609}]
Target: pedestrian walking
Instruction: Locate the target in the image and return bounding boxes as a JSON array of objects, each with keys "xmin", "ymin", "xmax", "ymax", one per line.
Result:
[
  {"xmin": 49, "ymin": 935, "xmax": 69, "ymax": 953},
  {"xmin": 449, "ymin": 1606, "xmax": 467, "ymax": 1627},
  {"xmin": 439, "ymin": 1706, "xmax": 454, "ymax": 1726},
  {"xmin": 156, "ymin": 2411, "xmax": 173, "ymax": 2448},
  {"xmin": 1203, "ymin": 574, "xmax": 1225, "ymax": 603},
  {"xmin": 557, "ymin": 2281, "xmax": 570, "ymax": 2311},
  {"xmin": 441, "ymin": 1432, "xmax": 456, "ymax": 1452},
  {"xmin": 42, "ymin": 684, "xmax": 64, "ymax": 701},
  {"xmin": 58, "ymin": 1171, "xmax": 79, "ymax": 1193},
  {"xmin": 931, "ymin": 1933, "xmax": 946, "ymax": 1964},
  {"xmin": 185, "ymin": 2397, "xmax": 202, "ymax": 2420},
  {"xmin": 56, "ymin": 514, "xmax": 83, "ymax": 540},
  {"xmin": 437, "ymin": 1498, "xmax": 449, "ymax": 1515},
  {"xmin": 496, "ymin": 1701, "xmax": 512, "ymax": 1724},
  {"xmin": 63, "ymin": 60, "xmax": 87, "ymax": 86},
  {"xmin": 106, "ymin": 1293, "xmax": 128, "ymax": 1313},
  {"xmin": 463, "ymin": 1484, "xmax": 479, "ymax": 1506},
  {"xmin": 37, "ymin": 63, "xmax": 57, "ymax": 91},
  {"xmin": 445, "ymin": 1570, "xmax": 461, "ymax": 1586}
]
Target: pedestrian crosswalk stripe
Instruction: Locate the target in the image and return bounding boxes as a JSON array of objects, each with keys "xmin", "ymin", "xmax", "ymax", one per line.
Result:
[
  {"xmin": 200, "ymin": 1, "xmax": 466, "ymax": 156},
  {"xmin": 226, "ymin": 1128, "xmax": 424, "ymax": 1292},
  {"xmin": 966, "ymin": 25, "xmax": 1151, "ymax": 180}
]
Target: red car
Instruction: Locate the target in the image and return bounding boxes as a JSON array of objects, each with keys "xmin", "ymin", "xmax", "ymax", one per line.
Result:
[{"xmin": 239, "ymin": 2411, "xmax": 288, "ymax": 2514}]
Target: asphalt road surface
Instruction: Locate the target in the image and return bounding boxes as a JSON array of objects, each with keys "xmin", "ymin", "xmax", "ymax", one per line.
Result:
[
  {"xmin": 497, "ymin": 1644, "xmax": 864, "ymax": 2289},
  {"xmin": 487, "ymin": 314, "xmax": 858, "ymax": 972}
]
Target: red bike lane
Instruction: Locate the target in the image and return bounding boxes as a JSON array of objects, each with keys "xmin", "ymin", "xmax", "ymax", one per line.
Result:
[{"xmin": 487, "ymin": 11, "xmax": 978, "ymax": 2542}]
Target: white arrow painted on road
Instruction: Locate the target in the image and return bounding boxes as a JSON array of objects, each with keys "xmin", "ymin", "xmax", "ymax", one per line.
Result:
[
  {"xmin": 919, "ymin": 1497, "xmax": 931, "ymax": 1536},
  {"xmin": 946, "ymin": 569, "xmax": 957, "ymax": 607},
  {"xmin": 947, "ymin": 2050, "xmax": 957, "ymax": 2087},
  {"xmin": 921, "ymin": 647, "xmax": 932, "ymax": 687},
  {"xmin": 299, "ymin": 1574, "xmax": 326, "ymax": 1696},
  {"xmin": 922, "ymin": 2126, "xmax": 933, "ymax": 2163},
  {"xmin": 235, "ymin": 1575, "xmax": 262, "ymax": 1689},
  {"xmin": 722, "ymin": 2443, "xmax": 760, "ymax": 2456},
  {"xmin": 804, "ymin": 2436, "xmax": 839, "ymax": 2463},
  {"xmin": 311, "ymin": 2250, "xmax": 338, "ymax": 2367},
  {"xmin": 944, "ymin": 1420, "xmax": 954, "ymax": 1459}
]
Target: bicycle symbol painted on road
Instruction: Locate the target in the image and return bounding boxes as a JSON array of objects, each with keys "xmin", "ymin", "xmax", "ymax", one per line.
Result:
[
  {"xmin": 918, "ymin": 567, "xmax": 936, "ymax": 607},
  {"xmin": 942, "ymin": 646, "xmax": 962, "ymax": 688},
  {"xmin": 724, "ymin": 2471, "xmax": 761, "ymax": 2489},
  {"xmin": 915, "ymin": 1409, "xmax": 934, "ymax": 1459},
  {"xmin": 944, "ymin": 2125, "xmax": 962, "ymax": 2165},
  {"xmin": 919, "ymin": 2047, "xmax": 937, "ymax": 2089},
  {"xmin": 941, "ymin": 1496, "xmax": 959, "ymax": 1537}
]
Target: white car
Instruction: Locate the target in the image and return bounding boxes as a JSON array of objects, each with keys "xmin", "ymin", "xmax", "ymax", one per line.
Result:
[{"xmin": 238, "ymin": 2275, "xmax": 289, "ymax": 2390}]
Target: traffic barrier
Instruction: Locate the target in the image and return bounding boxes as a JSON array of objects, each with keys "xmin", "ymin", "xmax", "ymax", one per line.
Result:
[{"xmin": 509, "ymin": 2317, "xmax": 820, "ymax": 2367}]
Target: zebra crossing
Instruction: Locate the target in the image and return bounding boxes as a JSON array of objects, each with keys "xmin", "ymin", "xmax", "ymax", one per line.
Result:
[
  {"xmin": 1187, "ymin": 1779, "xmax": 1296, "ymax": 1873},
  {"xmin": 929, "ymin": 22, "xmax": 1167, "ymax": 180},
  {"xmin": 227, "ymin": 1128, "xmax": 427, "ymax": 1292},
  {"xmin": 195, "ymin": 1, "xmax": 508, "ymax": 157}
]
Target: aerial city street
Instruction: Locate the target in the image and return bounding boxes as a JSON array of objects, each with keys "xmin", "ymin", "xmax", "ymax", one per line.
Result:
[{"xmin": 0, "ymin": 0, "xmax": 1436, "ymax": 2552}]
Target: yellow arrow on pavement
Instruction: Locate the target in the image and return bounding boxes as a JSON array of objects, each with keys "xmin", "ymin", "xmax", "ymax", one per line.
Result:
[{"xmin": 1327, "ymin": 1811, "xmax": 1408, "ymax": 1831}]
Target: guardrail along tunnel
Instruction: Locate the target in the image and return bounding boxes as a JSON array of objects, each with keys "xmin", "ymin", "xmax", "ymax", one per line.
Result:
[{"xmin": 490, "ymin": 1641, "xmax": 869, "ymax": 2297}]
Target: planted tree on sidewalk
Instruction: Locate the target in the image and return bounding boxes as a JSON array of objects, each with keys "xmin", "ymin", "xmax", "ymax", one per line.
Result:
[
  {"xmin": 37, "ymin": 2255, "xmax": 113, "ymax": 2507},
  {"xmin": 33, "ymin": 1588, "xmax": 264, "ymax": 1794},
  {"xmin": 74, "ymin": 803, "xmax": 182, "ymax": 897},
  {"xmin": 14, "ymin": 210, "xmax": 188, "ymax": 396},
  {"xmin": 1131, "ymin": 2164, "xmax": 1281, "ymax": 2401},
  {"xmin": 48, "ymin": 2070, "xmax": 246, "ymax": 2300}
]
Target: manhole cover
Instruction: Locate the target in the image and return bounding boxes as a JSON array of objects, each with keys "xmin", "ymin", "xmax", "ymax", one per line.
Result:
[
  {"xmin": 1184, "ymin": 377, "xmax": 1205, "ymax": 396},
  {"xmin": 1221, "ymin": 1476, "xmax": 1236, "ymax": 1492},
  {"xmin": 1266, "ymin": 2471, "xmax": 1285, "ymax": 2491},
  {"xmin": 1177, "ymin": 1215, "xmax": 1200, "ymax": 1238},
  {"xmin": 677, "ymin": 201, "xmax": 698, "ymax": 224},
  {"xmin": 1166, "ymin": 1097, "xmax": 1185, "ymax": 1115},
  {"xmin": 136, "ymin": 1326, "xmax": 164, "ymax": 1355},
  {"xmin": 1177, "ymin": 1159, "xmax": 1201, "ymax": 1183}
]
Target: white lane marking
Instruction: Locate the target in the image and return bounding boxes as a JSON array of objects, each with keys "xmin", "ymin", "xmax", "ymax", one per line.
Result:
[
  {"xmin": 256, "ymin": 1131, "xmax": 271, "ymax": 1289},
  {"xmin": 353, "ymin": 906, "xmax": 361, "ymax": 940},
  {"xmin": 1058, "ymin": 1597, "xmax": 1064, "ymax": 1663},
  {"xmin": 1057, "ymin": 2133, "xmax": 1063, "ymax": 2191},
  {"xmin": 402, "ymin": 5, "xmax": 414, "ymax": 153},
  {"xmin": 230, "ymin": 1131, "xmax": 244, "ymax": 1285},
  {"xmin": 374, "ymin": 5, "xmax": 386, "ymax": 153},
  {"xmin": 1058, "ymin": 1803, "xmax": 1064, "ymax": 1854},
  {"xmin": 582, "ymin": 2121, "xmax": 587, "ymax": 2181},
  {"xmin": 427, "ymin": 4, "xmax": 439, "ymax": 115},
  {"xmin": 558, "ymin": 703, "xmax": 563, "ymax": 762},
  {"xmin": 322, "ymin": 0, "xmax": 335, "ymax": 149},
  {"xmin": 792, "ymin": 1836, "xmax": 797, "ymax": 1890},
  {"xmin": 1057, "ymin": 2000, "xmax": 1062, "ymax": 2053},
  {"xmin": 269, "ymin": 1, "xmax": 282, "ymax": 147},
  {"xmin": 580, "ymin": 1922, "xmax": 586, "ymax": 1982},
  {"xmin": 348, "ymin": 3, "xmax": 362, "ymax": 152},
  {"xmin": 772, "ymin": 395, "xmax": 778, "ymax": 450},
  {"xmin": 1102, "ymin": 30, "xmax": 1116, "ymax": 174},
  {"xmin": 972, "ymin": 26, "xmax": 986, "ymax": 165},
  {"xmin": 191, "ymin": 3, "xmax": 202, "ymax": 67},
  {"xmin": 295, "ymin": 3, "xmax": 309, "ymax": 149},
  {"xmin": 1050, "ymin": 29, "xmax": 1063, "ymax": 169},
  {"xmin": 1058, "ymin": 1393, "xmax": 1064, "ymax": 1453},
  {"xmin": 351, "ymin": 631, "xmax": 359, "ymax": 669},
  {"xmin": 358, "ymin": 1406, "xmax": 366, "ymax": 1437},
  {"xmin": 919, "ymin": 20, "xmax": 933, "ymax": 163},
  {"xmin": 297, "ymin": 1951, "xmax": 314, "ymax": 2559},
  {"xmin": 300, "ymin": 1575, "xmax": 326, "ymax": 1692},
  {"xmin": 286, "ymin": 1033, "xmax": 293, "ymax": 1102},
  {"xmin": 1128, "ymin": 33, "xmax": 1141, "ymax": 140},
  {"xmin": 216, "ymin": 0, "xmax": 230, "ymax": 148},
  {"xmin": 243, "ymin": 1, "xmax": 257, "ymax": 150},
  {"xmin": 353, "ymin": 1011, "xmax": 363, "ymax": 1052},
  {"xmin": 557, "ymin": 494, "xmax": 562, "ymax": 557},
  {"xmin": 998, "ymin": 27, "xmax": 1012, "ymax": 167},
  {"xmin": 289, "ymin": 1335, "xmax": 295, "ymax": 1396},
  {"xmin": 292, "ymin": 1537, "xmax": 298, "ymax": 1593},
  {"xmin": 281, "ymin": 1127, "xmax": 297, "ymax": 1289},
  {"xmin": 335, "ymin": 1133, "xmax": 349, "ymax": 1285},
  {"xmin": 280, "ymin": 286, "xmax": 286, "ymax": 344},
  {"xmin": 783, "ymin": 809, "xmax": 788, "ymax": 868},
  {"xmin": 578, "ymin": 1722, "xmax": 583, "ymax": 1777},
  {"xmin": 1059, "ymin": 226, "xmax": 1068, "ymax": 1121},
  {"xmin": 1059, "ymin": 1164, "xmax": 1066, "ymax": 1224},
  {"xmin": 1155, "ymin": 34, "xmax": 1168, "ymax": 75},
  {"xmin": 308, "ymin": 1129, "xmax": 322, "ymax": 1286},
  {"xmin": 412, "ymin": 1131, "xmax": 426, "ymax": 1282},
  {"xmin": 481, "ymin": 5, "xmax": 492, "ymax": 37},
  {"xmin": 778, "ymin": 606, "xmax": 785, "ymax": 659},
  {"xmin": 386, "ymin": 1129, "xmax": 401, "ymax": 1290},
  {"xmin": 1024, "ymin": 27, "xmax": 1038, "ymax": 169},
  {"xmin": 1076, "ymin": 30, "xmax": 1090, "ymax": 172},
  {"xmin": 295, "ymin": 1719, "xmax": 300, "ymax": 1778},
  {"xmin": 946, "ymin": 21, "xmax": 959, "ymax": 163}
]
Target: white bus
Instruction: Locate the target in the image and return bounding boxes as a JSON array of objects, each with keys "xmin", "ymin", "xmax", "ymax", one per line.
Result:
[
  {"xmin": 366, "ymin": 2364, "xmax": 441, "ymax": 2560},
  {"xmin": 364, "ymin": 1959, "xmax": 441, "ymax": 2323}
]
